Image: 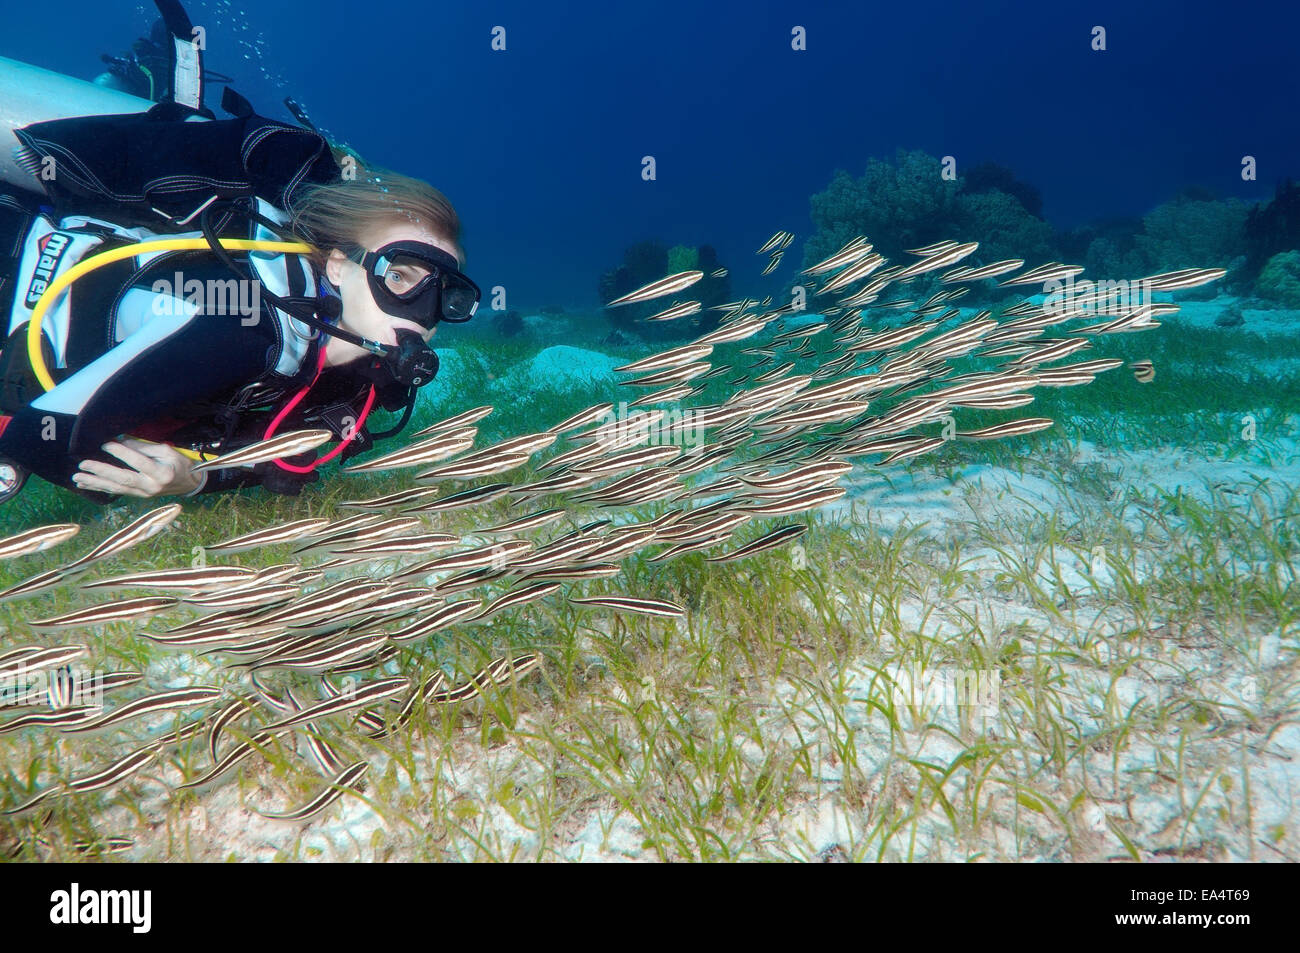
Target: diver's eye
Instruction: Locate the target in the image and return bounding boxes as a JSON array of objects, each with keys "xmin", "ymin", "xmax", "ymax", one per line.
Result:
[{"xmin": 384, "ymin": 263, "xmax": 434, "ymax": 295}]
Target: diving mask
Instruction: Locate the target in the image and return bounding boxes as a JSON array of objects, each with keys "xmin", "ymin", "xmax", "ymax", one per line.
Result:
[{"xmin": 358, "ymin": 241, "xmax": 481, "ymax": 328}]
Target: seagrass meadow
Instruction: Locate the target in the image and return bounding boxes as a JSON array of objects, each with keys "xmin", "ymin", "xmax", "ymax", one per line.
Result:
[{"xmin": 0, "ymin": 253, "xmax": 1297, "ymax": 862}]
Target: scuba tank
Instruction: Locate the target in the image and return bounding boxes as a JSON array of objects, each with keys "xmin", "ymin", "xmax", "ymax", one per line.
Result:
[{"xmin": 0, "ymin": 55, "xmax": 160, "ymax": 195}]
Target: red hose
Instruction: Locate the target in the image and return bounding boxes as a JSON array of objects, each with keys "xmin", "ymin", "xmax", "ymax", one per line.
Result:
[{"xmin": 264, "ymin": 345, "xmax": 376, "ymax": 473}]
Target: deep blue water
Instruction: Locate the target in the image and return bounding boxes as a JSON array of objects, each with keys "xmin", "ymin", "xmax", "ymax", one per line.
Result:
[{"xmin": 2, "ymin": 0, "xmax": 1297, "ymax": 308}]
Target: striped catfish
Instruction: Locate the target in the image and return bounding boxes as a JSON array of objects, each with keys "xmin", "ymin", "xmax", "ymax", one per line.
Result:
[{"xmin": 257, "ymin": 761, "xmax": 370, "ymax": 822}]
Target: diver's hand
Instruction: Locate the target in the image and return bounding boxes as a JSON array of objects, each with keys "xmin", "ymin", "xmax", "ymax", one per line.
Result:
[{"xmin": 72, "ymin": 439, "xmax": 205, "ymax": 498}]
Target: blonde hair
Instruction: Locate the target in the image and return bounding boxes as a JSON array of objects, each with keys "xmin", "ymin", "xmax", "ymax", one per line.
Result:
[{"xmin": 286, "ymin": 157, "xmax": 464, "ymax": 269}]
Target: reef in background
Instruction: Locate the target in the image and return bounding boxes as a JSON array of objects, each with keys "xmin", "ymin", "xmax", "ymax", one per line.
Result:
[{"xmin": 801, "ymin": 150, "xmax": 1300, "ymax": 317}]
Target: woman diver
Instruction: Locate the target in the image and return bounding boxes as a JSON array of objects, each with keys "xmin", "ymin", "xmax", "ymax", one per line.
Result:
[
  {"xmin": 0, "ymin": 0, "xmax": 482, "ymax": 504},
  {"xmin": 0, "ymin": 138, "xmax": 481, "ymax": 505},
  {"xmin": 0, "ymin": 0, "xmax": 483, "ymax": 506}
]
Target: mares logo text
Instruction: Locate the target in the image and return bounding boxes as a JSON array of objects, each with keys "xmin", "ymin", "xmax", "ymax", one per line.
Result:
[{"xmin": 25, "ymin": 232, "xmax": 72, "ymax": 308}]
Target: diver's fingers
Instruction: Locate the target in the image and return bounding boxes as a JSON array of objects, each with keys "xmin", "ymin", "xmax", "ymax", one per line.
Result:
[
  {"xmin": 71, "ymin": 465, "xmax": 152, "ymax": 498},
  {"xmin": 118, "ymin": 438, "xmax": 194, "ymax": 472},
  {"xmin": 80, "ymin": 452, "xmax": 167, "ymax": 497},
  {"xmin": 101, "ymin": 440, "xmax": 163, "ymax": 475},
  {"xmin": 76, "ymin": 459, "xmax": 135, "ymax": 480},
  {"xmin": 117, "ymin": 437, "xmax": 171, "ymax": 460}
]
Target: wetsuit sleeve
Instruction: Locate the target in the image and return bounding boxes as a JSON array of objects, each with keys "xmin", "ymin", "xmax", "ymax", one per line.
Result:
[{"xmin": 0, "ymin": 304, "xmax": 280, "ymax": 500}]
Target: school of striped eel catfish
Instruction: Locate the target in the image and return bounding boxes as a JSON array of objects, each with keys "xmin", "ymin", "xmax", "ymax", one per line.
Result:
[{"xmin": 0, "ymin": 231, "xmax": 1224, "ymax": 855}]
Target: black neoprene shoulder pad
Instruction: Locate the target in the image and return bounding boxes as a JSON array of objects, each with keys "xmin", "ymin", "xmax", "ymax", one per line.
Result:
[{"xmin": 12, "ymin": 110, "xmax": 341, "ymax": 227}]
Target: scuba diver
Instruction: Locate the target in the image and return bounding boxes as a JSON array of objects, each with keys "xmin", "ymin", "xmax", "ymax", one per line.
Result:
[
  {"xmin": 94, "ymin": 15, "xmax": 231, "ymax": 103},
  {"xmin": 0, "ymin": 3, "xmax": 480, "ymax": 505}
]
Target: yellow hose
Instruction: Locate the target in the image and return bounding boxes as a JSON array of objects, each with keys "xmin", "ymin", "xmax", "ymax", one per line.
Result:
[{"xmin": 26, "ymin": 237, "xmax": 315, "ymax": 462}]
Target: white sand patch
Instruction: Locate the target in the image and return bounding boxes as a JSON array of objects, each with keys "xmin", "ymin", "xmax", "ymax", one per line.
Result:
[
  {"xmin": 569, "ymin": 810, "xmax": 645, "ymax": 861},
  {"xmin": 13, "ymin": 419, "xmax": 1296, "ymax": 865},
  {"xmin": 489, "ymin": 345, "xmax": 626, "ymax": 397},
  {"xmin": 835, "ymin": 436, "xmax": 1300, "ymax": 545},
  {"xmin": 1170, "ymin": 296, "xmax": 1300, "ymax": 336}
]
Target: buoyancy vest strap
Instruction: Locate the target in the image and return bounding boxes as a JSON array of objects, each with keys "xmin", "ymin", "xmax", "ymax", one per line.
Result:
[
  {"xmin": 65, "ymin": 243, "xmax": 136, "ymax": 374},
  {"xmin": 0, "ymin": 195, "xmax": 34, "ymax": 321},
  {"xmin": 25, "ymin": 231, "xmax": 398, "ymax": 472},
  {"xmin": 26, "ymin": 237, "xmax": 313, "ymax": 392},
  {"xmin": 25, "ymin": 237, "xmax": 312, "ymax": 462},
  {"xmin": 153, "ymin": 0, "xmax": 207, "ymax": 115}
]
